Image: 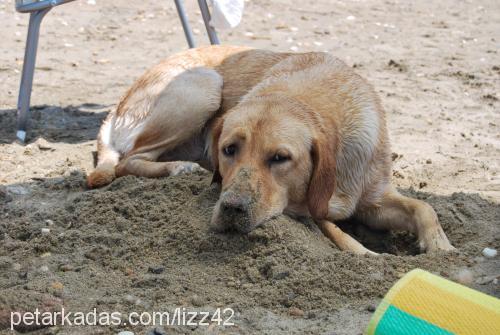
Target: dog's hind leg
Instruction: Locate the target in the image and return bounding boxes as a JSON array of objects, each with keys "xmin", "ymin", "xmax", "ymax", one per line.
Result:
[
  {"xmin": 126, "ymin": 67, "xmax": 223, "ymax": 156},
  {"xmin": 115, "ymin": 67, "xmax": 223, "ymax": 178},
  {"xmin": 87, "ymin": 117, "xmax": 120, "ymax": 188},
  {"xmin": 87, "ymin": 67, "xmax": 223, "ymax": 187}
]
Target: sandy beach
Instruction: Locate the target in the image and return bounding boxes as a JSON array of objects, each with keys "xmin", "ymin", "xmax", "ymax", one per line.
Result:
[{"xmin": 0, "ymin": 0, "xmax": 498, "ymax": 334}]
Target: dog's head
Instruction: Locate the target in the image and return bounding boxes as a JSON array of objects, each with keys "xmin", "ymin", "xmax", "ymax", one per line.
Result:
[{"xmin": 210, "ymin": 96, "xmax": 337, "ymax": 233}]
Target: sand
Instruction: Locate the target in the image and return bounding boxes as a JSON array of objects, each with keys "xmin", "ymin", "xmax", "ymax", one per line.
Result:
[
  {"xmin": 0, "ymin": 0, "xmax": 499, "ymax": 334},
  {"xmin": 0, "ymin": 170, "xmax": 499, "ymax": 334}
]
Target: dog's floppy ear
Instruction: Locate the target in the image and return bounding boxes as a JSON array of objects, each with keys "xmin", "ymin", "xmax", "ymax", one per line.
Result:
[
  {"xmin": 210, "ymin": 117, "xmax": 224, "ymax": 184},
  {"xmin": 307, "ymin": 134, "xmax": 337, "ymax": 220}
]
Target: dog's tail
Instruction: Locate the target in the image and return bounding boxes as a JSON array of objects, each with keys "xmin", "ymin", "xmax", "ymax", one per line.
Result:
[{"xmin": 87, "ymin": 118, "xmax": 120, "ymax": 188}]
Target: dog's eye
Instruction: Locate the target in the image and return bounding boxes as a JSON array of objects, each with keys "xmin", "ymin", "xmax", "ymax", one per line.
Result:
[
  {"xmin": 270, "ymin": 153, "xmax": 290, "ymax": 164},
  {"xmin": 223, "ymin": 144, "xmax": 237, "ymax": 156}
]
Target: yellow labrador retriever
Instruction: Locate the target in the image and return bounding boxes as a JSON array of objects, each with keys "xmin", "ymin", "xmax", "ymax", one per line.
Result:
[{"xmin": 87, "ymin": 45, "xmax": 454, "ymax": 255}]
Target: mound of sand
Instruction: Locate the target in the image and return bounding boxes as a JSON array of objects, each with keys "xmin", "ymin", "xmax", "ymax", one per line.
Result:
[{"xmin": 1, "ymin": 171, "xmax": 498, "ymax": 333}]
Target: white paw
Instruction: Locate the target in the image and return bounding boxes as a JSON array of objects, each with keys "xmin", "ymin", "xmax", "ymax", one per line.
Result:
[{"xmin": 170, "ymin": 162, "xmax": 202, "ymax": 176}]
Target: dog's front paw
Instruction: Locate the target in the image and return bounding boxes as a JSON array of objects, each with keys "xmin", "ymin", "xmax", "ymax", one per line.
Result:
[{"xmin": 419, "ymin": 228, "xmax": 456, "ymax": 253}]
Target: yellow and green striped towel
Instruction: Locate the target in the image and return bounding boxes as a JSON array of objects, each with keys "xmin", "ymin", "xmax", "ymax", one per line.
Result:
[{"xmin": 365, "ymin": 269, "xmax": 500, "ymax": 335}]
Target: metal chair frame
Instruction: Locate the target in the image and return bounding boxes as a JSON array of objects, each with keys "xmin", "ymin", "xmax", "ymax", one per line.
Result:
[{"xmin": 14, "ymin": 0, "xmax": 219, "ymax": 142}]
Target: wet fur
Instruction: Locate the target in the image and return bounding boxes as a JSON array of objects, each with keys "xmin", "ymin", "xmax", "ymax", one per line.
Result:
[{"xmin": 88, "ymin": 45, "xmax": 454, "ymax": 255}]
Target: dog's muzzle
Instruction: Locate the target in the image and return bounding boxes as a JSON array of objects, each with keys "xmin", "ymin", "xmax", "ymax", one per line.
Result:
[{"xmin": 218, "ymin": 191, "xmax": 254, "ymax": 232}]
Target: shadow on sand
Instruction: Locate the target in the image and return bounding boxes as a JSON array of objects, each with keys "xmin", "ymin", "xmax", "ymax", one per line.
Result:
[{"xmin": 0, "ymin": 103, "xmax": 110, "ymax": 145}]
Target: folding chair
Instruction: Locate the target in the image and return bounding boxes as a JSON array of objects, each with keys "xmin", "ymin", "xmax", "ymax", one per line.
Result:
[{"xmin": 14, "ymin": 0, "xmax": 219, "ymax": 143}]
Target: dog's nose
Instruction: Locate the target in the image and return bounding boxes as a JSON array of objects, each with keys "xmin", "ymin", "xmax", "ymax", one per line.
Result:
[{"xmin": 220, "ymin": 192, "xmax": 251, "ymax": 215}]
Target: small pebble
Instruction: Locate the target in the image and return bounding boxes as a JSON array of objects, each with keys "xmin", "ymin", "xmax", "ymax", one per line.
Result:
[
  {"xmin": 51, "ymin": 281, "xmax": 64, "ymax": 290},
  {"xmin": 36, "ymin": 138, "xmax": 54, "ymax": 151},
  {"xmin": 482, "ymin": 247, "xmax": 497, "ymax": 258},
  {"xmin": 41, "ymin": 228, "xmax": 50, "ymax": 235},
  {"xmin": 124, "ymin": 294, "xmax": 136, "ymax": 303},
  {"xmin": 453, "ymin": 268, "xmax": 474, "ymax": 285},
  {"xmin": 148, "ymin": 266, "xmax": 165, "ymax": 274},
  {"xmin": 366, "ymin": 304, "xmax": 377, "ymax": 312},
  {"xmin": 117, "ymin": 332, "xmax": 134, "ymax": 335},
  {"xmin": 288, "ymin": 307, "xmax": 304, "ymax": 317},
  {"xmin": 39, "ymin": 265, "xmax": 49, "ymax": 272},
  {"xmin": 146, "ymin": 327, "xmax": 167, "ymax": 335},
  {"xmin": 190, "ymin": 294, "xmax": 204, "ymax": 307},
  {"xmin": 40, "ymin": 252, "xmax": 51, "ymax": 258},
  {"xmin": 59, "ymin": 264, "xmax": 74, "ymax": 272},
  {"xmin": 45, "ymin": 219, "xmax": 54, "ymax": 226}
]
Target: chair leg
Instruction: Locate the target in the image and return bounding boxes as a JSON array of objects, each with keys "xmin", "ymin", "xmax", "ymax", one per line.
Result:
[
  {"xmin": 174, "ymin": 0, "xmax": 196, "ymax": 48},
  {"xmin": 197, "ymin": 0, "xmax": 220, "ymax": 45},
  {"xmin": 16, "ymin": 8, "xmax": 51, "ymax": 143}
]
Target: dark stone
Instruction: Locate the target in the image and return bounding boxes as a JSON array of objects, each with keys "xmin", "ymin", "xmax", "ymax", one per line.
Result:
[
  {"xmin": 148, "ymin": 266, "xmax": 165, "ymax": 274},
  {"xmin": 146, "ymin": 326, "xmax": 167, "ymax": 335}
]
